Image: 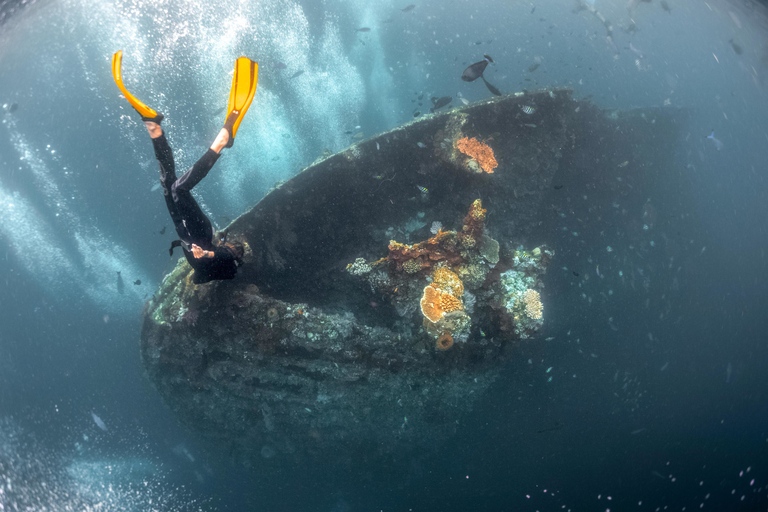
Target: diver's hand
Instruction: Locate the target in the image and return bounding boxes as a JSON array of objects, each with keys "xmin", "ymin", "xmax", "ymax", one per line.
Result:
[{"xmin": 191, "ymin": 244, "xmax": 214, "ymax": 259}]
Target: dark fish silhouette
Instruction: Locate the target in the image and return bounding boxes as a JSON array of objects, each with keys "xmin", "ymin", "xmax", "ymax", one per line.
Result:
[
  {"xmin": 356, "ymin": 27, "xmax": 371, "ymax": 32},
  {"xmin": 272, "ymin": 61, "xmax": 287, "ymax": 70},
  {"xmin": 553, "ymin": 185, "xmax": 563, "ymax": 190},
  {"xmin": 482, "ymin": 77, "xmax": 501, "ymax": 96},
  {"xmin": 289, "ymin": 70, "xmax": 305, "ymax": 79},
  {"xmin": 159, "ymin": 226, "xmax": 166, "ymax": 235},
  {"xmin": 413, "ymin": 110, "xmax": 421, "ymax": 118},
  {"xmin": 660, "ymin": 0, "xmax": 671, "ymax": 12},
  {"xmin": 134, "ymin": 279, "xmax": 141, "ymax": 286},
  {"xmin": 3, "ymin": 102, "xmax": 18, "ymax": 114},
  {"xmin": 430, "ymin": 96, "xmax": 452, "ymax": 112},
  {"xmin": 528, "ymin": 62, "xmax": 540, "ymax": 72},
  {"xmin": 401, "ymin": 4, "xmax": 416, "ymax": 12},
  {"xmin": 729, "ymin": 39, "xmax": 743, "ymax": 55},
  {"xmin": 116, "ymin": 271, "xmax": 124, "ymax": 295},
  {"xmin": 461, "ymin": 54, "xmax": 493, "ymax": 82}
]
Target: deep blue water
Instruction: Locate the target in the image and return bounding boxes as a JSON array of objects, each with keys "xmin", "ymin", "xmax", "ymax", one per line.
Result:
[{"xmin": 1, "ymin": 0, "xmax": 768, "ymax": 510}]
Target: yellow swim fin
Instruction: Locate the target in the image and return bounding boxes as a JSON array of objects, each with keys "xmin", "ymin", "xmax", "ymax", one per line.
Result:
[
  {"xmin": 223, "ymin": 57, "xmax": 258, "ymax": 147},
  {"xmin": 111, "ymin": 51, "xmax": 161, "ymax": 121}
]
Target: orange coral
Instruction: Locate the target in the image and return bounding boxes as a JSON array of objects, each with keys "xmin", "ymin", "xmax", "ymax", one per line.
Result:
[
  {"xmin": 456, "ymin": 137, "xmax": 498, "ymax": 174},
  {"xmin": 420, "ymin": 284, "xmax": 463, "ymax": 323},
  {"xmin": 436, "ymin": 332, "xmax": 454, "ymax": 351}
]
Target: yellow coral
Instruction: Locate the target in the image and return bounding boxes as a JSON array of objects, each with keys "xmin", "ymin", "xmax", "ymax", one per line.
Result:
[
  {"xmin": 431, "ymin": 266, "xmax": 464, "ymax": 296},
  {"xmin": 456, "ymin": 137, "xmax": 498, "ymax": 174},
  {"xmin": 402, "ymin": 259, "xmax": 422, "ymax": 274},
  {"xmin": 523, "ymin": 289, "xmax": 543, "ymax": 319}
]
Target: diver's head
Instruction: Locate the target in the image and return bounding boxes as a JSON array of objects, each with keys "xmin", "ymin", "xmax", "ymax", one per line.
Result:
[{"xmin": 224, "ymin": 242, "xmax": 245, "ymax": 262}]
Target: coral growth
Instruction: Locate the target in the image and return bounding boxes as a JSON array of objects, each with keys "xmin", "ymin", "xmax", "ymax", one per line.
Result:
[
  {"xmin": 420, "ymin": 284, "xmax": 463, "ymax": 323},
  {"xmin": 431, "ymin": 266, "xmax": 464, "ymax": 297},
  {"xmin": 456, "ymin": 137, "xmax": 498, "ymax": 174},
  {"xmin": 522, "ymin": 289, "xmax": 543, "ymax": 319},
  {"xmin": 458, "ymin": 199, "xmax": 487, "ymax": 249},
  {"xmin": 436, "ymin": 332, "xmax": 454, "ymax": 351}
]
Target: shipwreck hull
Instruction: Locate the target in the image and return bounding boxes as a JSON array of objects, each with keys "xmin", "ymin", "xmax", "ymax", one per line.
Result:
[{"xmin": 140, "ymin": 90, "xmax": 686, "ymax": 463}]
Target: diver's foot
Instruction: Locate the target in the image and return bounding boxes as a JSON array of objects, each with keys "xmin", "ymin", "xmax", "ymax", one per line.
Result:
[
  {"xmin": 210, "ymin": 127, "xmax": 230, "ymax": 154},
  {"xmin": 144, "ymin": 120, "xmax": 163, "ymax": 139}
]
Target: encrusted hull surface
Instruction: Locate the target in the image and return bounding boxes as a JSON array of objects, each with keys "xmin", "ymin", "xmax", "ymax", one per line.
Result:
[{"xmin": 140, "ymin": 90, "xmax": 686, "ymax": 464}]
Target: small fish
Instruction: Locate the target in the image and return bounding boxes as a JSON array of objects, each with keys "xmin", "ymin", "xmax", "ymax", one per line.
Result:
[
  {"xmin": 521, "ymin": 105, "xmax": 535, "ymax": 115},
  {"xmin": 2, "ymin": 102, "xmax": 18, "ymax": 114},
  {"xmin": 523, "ymin": 123, "xmax": 537, "ymax": 128},
  {"xmin": 289, "ymin": 70, "xmax": 305, "ymax": 79},
  {"xmin": 401, "ymin": 4, "xmax": 416, "ymax": 12},
  {"xmin": 459, "ymin": 97, "xmax": 469, "ymax": 105},
  {"xmin": 660, "ymin": 0, "xmax": 671, "ymax": 13},
  {"xmin": 430, "ymin": 96, "xmax": 452, "ymax": 112},
  {"xmin": 572, "ymin": 271, "xmax": 580, "ymax": 277},
  {"xmin": 116, "ymin": 271, "xmax": 124, "ymax": 295},
  {"xmin": 528, "ymin": 62, "xmax": 540, "ymax": 72},
  {"xmin": 353, "ymin": 132, "xmax": 364, "ymax": 139},
  {"xmin": 159, "ymin": 226, "xmax": 166, "ymax": 235},
  {"xmin": 706, "ymin": 130, "xmax": 723, "ymax": 151},
  {"xmin": 482, "ymin": 77, "xmax": 502, "ymax": 96},
  {"xmin": 133, "ymin": 279, "xmax": 141, "ymax": 286},
  {"xmin": 729, "ymin": 39, "xmax": 743, "ymax": 55},
  {"xmin": 417, "ymin": 185, "xmax": 428, "ymax": 194},
  {"xmin": 272, "ymin": 61, "xmax": 287, "ymax": 70},
  {"xmin": 596, "ymin": 265, "xmax": 601, "ymax": 277},
  {"xmin": 553, "ymin": 184, "xmax": 563, "ymax": 190},
  {"xmin": 356, "ymin": 27, "xmax": 371, "ymax": 32},
  {"xmin": 618, "ymin": 160, "xmax": 629, "ymax": 167},
  {"xmin": 91, "ymin": 412, "xmax": 108, "ymax": 431},
  {"xmin": 150, "ymin": 182, "xmax": 161, "ymax": 192},
  {"xmin": 461, "ymin": 54, "xmax": 493, "ymax": 82},
  {"xmin": 416, "ymin": 142, "xmax": 426, "ymax": 148},
  {"xmin": 413, "ymin": 110, "xmax": 421, "ymax": 118}
]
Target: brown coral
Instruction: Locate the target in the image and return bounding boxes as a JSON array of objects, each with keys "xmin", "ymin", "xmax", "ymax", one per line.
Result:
[
  {"xmin": 420, "ymin": 284, "xmax": 463, "ymax": 323},
  {"xmin": 456, "ymin": 137, "xmax": 498, "ymax": 174},
  {"xmin": 436, "ymin": 332, "xmax": 454, "ymax": 351}
]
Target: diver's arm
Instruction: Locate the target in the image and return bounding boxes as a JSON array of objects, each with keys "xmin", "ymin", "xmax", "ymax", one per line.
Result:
[{"xmin": 191, "ymin": 244, "xmax": 214, "ymax": 259}]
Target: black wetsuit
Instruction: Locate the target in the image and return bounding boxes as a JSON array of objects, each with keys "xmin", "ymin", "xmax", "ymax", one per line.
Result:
[{"xmin": 152, "ymin": 133, "xmax": 238, "ymax": 284}]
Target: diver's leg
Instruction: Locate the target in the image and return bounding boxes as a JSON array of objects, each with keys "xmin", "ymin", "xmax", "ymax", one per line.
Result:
[
  {"xmin": 149, "ymin": 127, "xmax": 177, "ymax": 193},
  {"xmin": 172, "ymin": 148, "xmax": 221, "ymax": 194}
]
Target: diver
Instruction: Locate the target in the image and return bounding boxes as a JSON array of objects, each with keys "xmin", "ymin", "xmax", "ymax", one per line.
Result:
[{"xmin": 111, "ymin": 51, "xmax": 258, "ymax": 284}]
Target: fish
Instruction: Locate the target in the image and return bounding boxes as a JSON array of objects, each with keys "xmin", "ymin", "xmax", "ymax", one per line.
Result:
[
  {"xmin": 401, "ymin": 4, "xmax": 416, "ymax": 12},
  {"xmin": 618, "ymin": 160, "xmax": 629, "ymax": 167},
  {"xmin": 289, "ymin": 70, "xmax": 305, "ymax": 79},
  {"xmin": 430, "ymin": 96, "xmax": 452, "ymax": 112},
  {"xmin": 706, "ymin": 130, "xmax": 723, "ymax": 151},
  {"xmin": 413, "ymin": 110, "xmax": 421, "ymax": 118},
  {"xmin": 482, "ymin": 77, "xmax": 502, "ymax": 96},
  {"xmin": 353, "ymin": 132, "xmax": 364, "ymax": 139},
  {"xmin": 416, "ymin": 142, "xmax": 426, "ymax": 148},
  {"xmin": 660, "ymin": 0, "xmax": 671, "ymax": 12},
  {"xmin": 528, "ymin": 62, "xmax": 540, "ymax": 72},
  {"xmin": 572, "ymin": 271, "xmax": 580, "ymax": 277},
  {"xmin": 159, "ymin": 226, "xmax": 166, "ymax": 235},
  {"xmin": 417, "ymin": 185, "xmax": 428, "ymax": 194},
  {"xmin": 150, "ymin": 182, "xmax": 161, "ymax": 192},
  {"xmin": 91, "ymin": 412, "xmax": 108, "ymax": 431},
  {"xmin": 553, "ymin": 184, "xmax": 563, "ymax": 190},
  {"xmin": 272, "ymin": 61, "xmax": 287, "ymax": 70},
  {"xmin": 521, "ymin": 105, "xmax": 535, "ymax": 115},
  {"xmin": 729, "ymin": 39, "xmax": 743, "ymax": 55},
  {"xmin": 2, "ymin": 102, "xmax": 18, "ymax": 114},
  {"xmin": 356, "ymin": 27, "xmax": 371, "ymax": 32},
  {"xmin": 116, "ymin": 271, "xmax": 124, "ymax": 295},
  {"xmin": 461, "ymin": 54, "xmax": 493, "ymax": 82},
  {"xmin": 459, "ymin": 97, "xmax": 469, "ymax": 105},
  {"xmin": 134, "ymin": 279, "xmax": 141, "ymax": 286}
]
